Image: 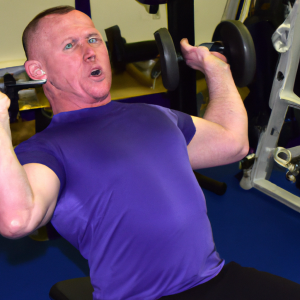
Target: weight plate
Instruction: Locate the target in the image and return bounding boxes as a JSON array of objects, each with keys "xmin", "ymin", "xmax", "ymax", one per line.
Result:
[
  {"xmin": 212, "ymin": 20, "xmax": 256, "ymax": 87},
  {"xmin": 154, "ymin": 28, "xmax": 180, "ymax": 91}
]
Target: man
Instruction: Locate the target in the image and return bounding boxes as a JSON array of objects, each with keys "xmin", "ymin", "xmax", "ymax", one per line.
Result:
[{"xmin": 0, "ymin": 5, "xmax": 299, "ymax": 300}]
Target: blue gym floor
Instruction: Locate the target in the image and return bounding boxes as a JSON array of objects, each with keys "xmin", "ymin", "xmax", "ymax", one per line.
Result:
[{"xmin": 1, "ymin": 95, "xmax": 300, "ymax": 299}]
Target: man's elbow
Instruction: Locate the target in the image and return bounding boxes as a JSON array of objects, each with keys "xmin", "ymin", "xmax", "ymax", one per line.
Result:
[
  {"xmin": 231, "ymin": 136, "xmax": 249, "ymax": 162},
  {"xmin": 0, "ymin": 216, "xmax": 32, "ymax": 239},
  {"xmin": 222, "ymin": 130, "xmax": 249, "ymax": 164}
]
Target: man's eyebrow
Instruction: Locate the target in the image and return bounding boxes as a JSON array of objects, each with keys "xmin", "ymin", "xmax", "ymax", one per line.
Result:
[
  {"xmin": 60, "ymin": 33, "xmax": 101, "ymax": 46},
  {"xmin": 86, "ymin": 33, "xmax": 101, "ymax": 39},
  {"xmin": 61, "ymin": 37, "xmax": 76, "ymax": 46}
]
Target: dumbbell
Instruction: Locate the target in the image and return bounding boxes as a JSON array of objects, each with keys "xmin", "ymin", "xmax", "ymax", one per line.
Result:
[
  {"xmin": 154, "ymin": 20, "xmax": 256, "ymax": 91},
  {"xmin": 4, "ymin": 73, "xmax": 46, "ymax": 122},
  {"xmin": 105, "ymin": 25, "xmax": 159, "ymax": 72}
]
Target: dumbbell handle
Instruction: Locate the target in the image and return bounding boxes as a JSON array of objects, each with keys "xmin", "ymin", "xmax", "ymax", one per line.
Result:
[
  {"xmin": 199, "ymin": 41, "xmax": 225, "ymax": 55},
  {"xmin": 5, "ymin": 79, "xmax": 47, "ymax": 89},
  {"xmin": 177, "ymin": 41, "xmax": 225, "ymax": 62}
]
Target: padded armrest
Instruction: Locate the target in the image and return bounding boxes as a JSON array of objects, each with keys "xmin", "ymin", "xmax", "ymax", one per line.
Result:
[{"xmin": 49, "ymin": 277, "xmax": 93, "ymax": 300}]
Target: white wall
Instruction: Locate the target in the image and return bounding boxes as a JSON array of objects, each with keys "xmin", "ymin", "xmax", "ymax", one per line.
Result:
[
  {"xmin": 91, "ymin": 1, "xmax": 168, "ymax": 44},
  {"xmin": 0, "ymin": 0, "xmax": 74, "ymax": 67},
  {"xmin": 194, "ymin": 0, "xmax": 228, "ymax": 45},
  {"xmin": 0, "ymin": 0, "xmax": 227, "ymax": 67},
  {"xmin": 92, "ymin": 0, "xmax": 227, "ymax": 45}
]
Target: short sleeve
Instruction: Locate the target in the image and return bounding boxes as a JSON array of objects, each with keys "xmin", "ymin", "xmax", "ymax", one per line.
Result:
[
  {"xmin": 170, "ymin": 109, "xmax": 196, "ymax": 145},
  {"xmin": 15, "ymin": 137, "xmax": 66, "ymax": 195},
  {"xmin": 147, "ymin": 104, "xmax": 196, "ymax": 145}
]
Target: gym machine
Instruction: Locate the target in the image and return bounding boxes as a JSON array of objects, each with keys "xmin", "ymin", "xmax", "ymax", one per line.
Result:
[{"xmin": 240, "ymin": 0, "xmax": 300, "ymax": 213}]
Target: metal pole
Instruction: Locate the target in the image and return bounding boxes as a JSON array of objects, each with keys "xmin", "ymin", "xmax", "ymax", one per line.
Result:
[{"xmin": 167, "ymin": 0, "xmax": 198, "ymax": 116}]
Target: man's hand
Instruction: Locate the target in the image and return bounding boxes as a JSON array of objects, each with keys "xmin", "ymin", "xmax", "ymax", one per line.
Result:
[
  {"xmin": 0, "ymin": 91, "xmax": 10, "ymax": 112},
  {"xmin": 180, "ymin": 38, "xmax": 227, "ymax": 75},
  {"xmin": 0, "ymin": 91, "xmax": 11, "ymax": 139}
]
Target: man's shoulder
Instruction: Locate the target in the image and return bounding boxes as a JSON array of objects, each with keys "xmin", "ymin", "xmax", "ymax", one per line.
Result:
[
  {"xmin": 14, "ymin": 126, "xmax": 56, "ymax": 155},
  {"xmin": 117, "ymin": 101, "xmax": 173, "ymax": 116}
]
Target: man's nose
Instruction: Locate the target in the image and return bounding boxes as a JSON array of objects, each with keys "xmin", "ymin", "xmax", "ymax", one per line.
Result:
[{"xmin": 82, "ymin": 43, "xmax": 96, "ymax": 62}]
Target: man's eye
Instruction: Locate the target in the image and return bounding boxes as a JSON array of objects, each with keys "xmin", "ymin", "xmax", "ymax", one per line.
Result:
[
  {"xmin": 88, "ymin": 38, "xmax": 97, "ymax": 44},
  {"xmin": 65, "ymin": 43, "xmax": 73, "ymax": 49}
]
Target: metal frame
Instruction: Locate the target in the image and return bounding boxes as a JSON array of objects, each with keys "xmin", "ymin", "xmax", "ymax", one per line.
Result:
[{"xmin": 241, "ymin": 0, "xmax": 300, "ymax": 212}]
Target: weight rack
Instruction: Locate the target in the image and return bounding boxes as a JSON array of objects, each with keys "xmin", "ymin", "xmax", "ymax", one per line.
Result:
[{"xmin": 242, "ymin": 0, "xmax": 300, "ymax": 212}]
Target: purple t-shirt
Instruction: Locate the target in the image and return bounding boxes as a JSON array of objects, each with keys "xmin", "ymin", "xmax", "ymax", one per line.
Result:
[{"xmin": 15, "ymin": 101, "xmax": 224, "ymax": 300}]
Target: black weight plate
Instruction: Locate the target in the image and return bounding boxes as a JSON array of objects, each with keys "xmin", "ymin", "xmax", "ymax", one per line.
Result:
[
  {"xmin": 212, "ymin": 20, "xmax": 256, "ymax": 87},
  {"xmin": 154, "ymin": 28, "xmax": 180, "ymax": 91}
]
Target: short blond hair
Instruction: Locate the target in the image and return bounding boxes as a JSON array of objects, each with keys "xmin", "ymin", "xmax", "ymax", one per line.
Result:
[{"xmin": 22, "ymin": 5, "xmax": 75, "ymax": 59}]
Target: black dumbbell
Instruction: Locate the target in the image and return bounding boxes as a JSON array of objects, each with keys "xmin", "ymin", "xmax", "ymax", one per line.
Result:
[
  {"xmin": 154, "ymin": 20, "xmax": 256, "ymax": 91},
  {"xmin": 105, "ymin": 25, "xmax": 159, "ymax": 72},
  {"xmin": 4, "ymin": 74, "xmax": 46, "ymax": 122}
]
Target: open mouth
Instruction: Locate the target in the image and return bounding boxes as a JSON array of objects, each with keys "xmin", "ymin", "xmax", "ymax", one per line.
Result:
[{"xmin": 91, "ymin": 69, "xmax": 102, "ymax": 76}]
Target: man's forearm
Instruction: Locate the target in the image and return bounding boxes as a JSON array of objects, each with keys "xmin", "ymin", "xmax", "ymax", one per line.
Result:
[
  {"xmin": 182, "ymin": 40, "xmax": 249, "ymax": 168},
  {"xmin": 203, "ymin": 62, "xmax": 248, "ymax": 144},
  {"xmin": 181, "ymin": 39, "xmax": 248, "ymax": 146}
]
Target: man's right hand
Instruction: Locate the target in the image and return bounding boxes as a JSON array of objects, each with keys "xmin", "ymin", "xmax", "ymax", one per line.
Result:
[{"xmin": 0, "ymin": 91, "xmax": 10, "ymax": 115}]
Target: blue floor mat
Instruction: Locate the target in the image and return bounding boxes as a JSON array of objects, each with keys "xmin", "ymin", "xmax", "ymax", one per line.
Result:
[{"xmin": 200, "ymin": 163, "xmax": 300, "ymax": 283}]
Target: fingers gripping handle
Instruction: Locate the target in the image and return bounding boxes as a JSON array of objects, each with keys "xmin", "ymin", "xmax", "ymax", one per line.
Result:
[
  {"xmin": 199, "ymin": 42, "xmax": 225, "ymax": 54},
  {"xmin": 154, "ymin": 28, "xmax": 224, "ymax": 91}
]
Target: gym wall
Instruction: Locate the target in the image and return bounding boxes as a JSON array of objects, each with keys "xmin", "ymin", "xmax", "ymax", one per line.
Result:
[{"xmin": 0, "ymin": 0, "xmax": 227, "ymax": 68}]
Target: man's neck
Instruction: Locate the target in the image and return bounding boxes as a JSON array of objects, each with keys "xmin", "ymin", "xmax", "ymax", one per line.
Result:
[{"xmin": 43, "ymin": 87, "xmax": 112, "ymax": 115}]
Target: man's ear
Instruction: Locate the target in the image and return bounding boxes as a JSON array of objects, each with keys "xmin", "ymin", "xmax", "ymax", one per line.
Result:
[{"xmin": 24, "ymin": 60, "xmax": 47, "ymax": 80}]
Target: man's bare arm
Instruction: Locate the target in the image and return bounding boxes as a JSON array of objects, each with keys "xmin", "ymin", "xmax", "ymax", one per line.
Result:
[
  {"xmin": 0, "ymin": 91, "xmax": 60, "ymax": 239},
  {"xmin": 180, "ymin": 39, "xmax": 249, "ymax": 169}
]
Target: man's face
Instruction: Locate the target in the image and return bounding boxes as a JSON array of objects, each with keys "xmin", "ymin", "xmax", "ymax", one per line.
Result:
[{"xmin": 37, "ymin": 11, "xmax": 112, "ymax": 105}]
